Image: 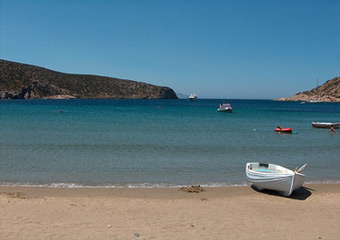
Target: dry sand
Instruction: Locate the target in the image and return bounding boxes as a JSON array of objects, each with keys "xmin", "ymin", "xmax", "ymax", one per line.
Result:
[{"xmin": 1, "ymin": 184, "xmax": 339, "ymax": 240}]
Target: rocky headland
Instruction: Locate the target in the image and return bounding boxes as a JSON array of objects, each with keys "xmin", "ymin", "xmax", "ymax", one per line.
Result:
[
  {"xmin": 276, "ymin": 76, "xmax": 340, "ymax": 102},
  {"xmin": 0, "ymin": 59, "xmax": 178, "ymax": 100}
]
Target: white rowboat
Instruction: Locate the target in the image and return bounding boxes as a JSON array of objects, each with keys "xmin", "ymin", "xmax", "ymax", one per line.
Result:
[{"xmin": 246, "ymin": 162, "xmax": 307, "ymax": 197}]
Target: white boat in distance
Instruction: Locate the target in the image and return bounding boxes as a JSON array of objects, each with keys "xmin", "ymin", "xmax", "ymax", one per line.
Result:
[
  {"xmin": 217, "ymin": 103, "xmax": 233, "ymax": 113},
  {"xmin": 246, "ymin": 162, "xmax": 307, "ymax": 197},
  {"xmin": 188, "ymin": 93, "xmax": 197, "ymax": 101},
  {"xmin": 312, "ymin": 122, "xmax": 340, "ymax": 129}
]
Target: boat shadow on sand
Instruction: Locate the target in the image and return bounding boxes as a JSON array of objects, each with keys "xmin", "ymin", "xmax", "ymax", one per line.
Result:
[{"xmin": 250, "ymin": 185, "xmax": 313, "ymax": 200}]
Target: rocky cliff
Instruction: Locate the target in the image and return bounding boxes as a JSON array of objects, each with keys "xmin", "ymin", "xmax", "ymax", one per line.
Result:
[
  {"xmin": 0, "ymin": 59, "xmax": 178, "ymax": 99},
  {"xmin": 276, "ymin": 76, "xmax": 340, "ymax": 102}
]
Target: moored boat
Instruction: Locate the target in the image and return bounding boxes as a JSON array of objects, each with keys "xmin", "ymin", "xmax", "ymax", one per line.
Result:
[
  {"xmin": 217, "ymin": 103, "xmax": 233, "ymax": 113},
  {"xmin": 246, "ymin": 162, "xmax": 307, "ymax": 197},
  {"xmin": 188, "ymin": 94, "xmax": 197, "ymax": 101},
  {"xmin": 312, "ymin": 122, "xmax": 340, "ymax": 129}
]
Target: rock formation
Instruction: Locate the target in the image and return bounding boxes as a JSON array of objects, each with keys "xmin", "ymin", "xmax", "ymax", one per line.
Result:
[
  {"xmin": 276, "ymin": 76, "xmax": 340, "ymax": 102},
  {"xmin": 0, "ymin": 59, "xmax": 178, "ymax": 99}
]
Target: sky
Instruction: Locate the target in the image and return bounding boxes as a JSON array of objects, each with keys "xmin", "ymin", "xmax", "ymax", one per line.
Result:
[{"xmin": 1, "ymin": 0, "xmax": 340, "ymax": 99}]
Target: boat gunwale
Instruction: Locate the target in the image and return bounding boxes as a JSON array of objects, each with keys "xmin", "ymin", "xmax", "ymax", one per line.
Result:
[{"xmin": 312, "ymin": 122, "xmax": 340, "ymax": 128}]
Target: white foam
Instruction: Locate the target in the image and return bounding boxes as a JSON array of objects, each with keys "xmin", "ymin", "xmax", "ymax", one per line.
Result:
[
  {"xmin": 1, "ymin": 180, "xmax": 339, "ymax": 189},
  {"xmin": 0, "ymin": 181, "xmax": 250, "ymax": 189}
]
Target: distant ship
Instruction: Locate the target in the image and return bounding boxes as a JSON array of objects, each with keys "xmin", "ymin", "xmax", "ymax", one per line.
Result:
[{"xmin": 188, "ymin": 93, "xmax": 197, "ymax": 101}]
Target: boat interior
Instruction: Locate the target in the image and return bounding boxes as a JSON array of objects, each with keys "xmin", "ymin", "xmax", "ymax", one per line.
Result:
[{"xmin": 248, "ymin": 163, "xmax": 286, "ymax": 173}]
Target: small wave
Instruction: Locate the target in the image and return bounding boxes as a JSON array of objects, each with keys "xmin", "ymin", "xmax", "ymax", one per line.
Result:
[
  {"xmin": 0, "ymin": 181, "xmax": 249, "ymax": 189},
  {"xmin": 1, "ymin": 180, "xmax": 339, "ymax": 189},
  {"xmin": 305, "ymin": 180, "xmax": 340, "ymax": 185}
]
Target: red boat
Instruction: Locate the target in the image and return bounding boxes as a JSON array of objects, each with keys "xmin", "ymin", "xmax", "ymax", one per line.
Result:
[{"xmin": 274, "ymin": 127, "xmax": 293, "ymax": 133}]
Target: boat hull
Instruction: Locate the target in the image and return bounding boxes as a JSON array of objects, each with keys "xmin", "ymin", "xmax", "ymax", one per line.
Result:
[
  {"xmin": 246, "ymin": 162, "xmax": 305, "ymax": 196},
  {"xmin": 217, "ymin": 108, "xmax": 232, "ymax": 113},
  {"xmin": 312, "ymin": 122, "xmax": 340, "ymax": 129}
]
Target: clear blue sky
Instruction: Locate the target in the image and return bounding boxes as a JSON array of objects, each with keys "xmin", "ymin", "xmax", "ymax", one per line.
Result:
[{"xmin": 1, "ymin": 0, "xmax": 340, "ymax": 99}]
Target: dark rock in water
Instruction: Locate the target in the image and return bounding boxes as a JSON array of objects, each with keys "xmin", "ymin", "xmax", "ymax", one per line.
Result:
[{"xmin": 0, "ymin": 59, "xmax": 178, "ymax": 100}]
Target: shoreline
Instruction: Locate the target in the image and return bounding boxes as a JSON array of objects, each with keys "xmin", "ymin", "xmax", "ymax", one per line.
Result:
[
  {"xmin": 0, "ymin": 179, "xmax": 339, "ymax": 189},
  {"xmin": 1, "ymin": 184, "xmax": 339, "ymax": 239},
  {"xmin": 1, "ymin": 183, "xmax": 340, "ymax": 200}
]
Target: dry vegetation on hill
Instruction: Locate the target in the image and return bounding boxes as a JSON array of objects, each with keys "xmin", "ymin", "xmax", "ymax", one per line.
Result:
[
  {"xmin": 276, "ymin": 77, "xmax": 340, "ymax": 102},
  {"xmin": 0, "ymin": 59, "xmax": 178, "ymax": 100}
]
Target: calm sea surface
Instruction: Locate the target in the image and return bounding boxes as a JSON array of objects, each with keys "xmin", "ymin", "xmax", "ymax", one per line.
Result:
[{"xmin": 1, "ymin": 99, "xmax": 340, "ymax": 188}]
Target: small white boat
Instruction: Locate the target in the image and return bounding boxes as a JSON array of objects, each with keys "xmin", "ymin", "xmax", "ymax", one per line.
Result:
[
  {"xmin": 217, "ymin": 103, "xmax": 232, "ymax": 113},
  {"xmin": 312, "ymin": 122, "xmax": 340, "ymax": 129},
  {"xmin": 246, "ymin": 162, "xmax": 307, "ymax": 197},
  {"xmin": 188, "ymin": 93, "xmax": 197, "ymax": 101}
]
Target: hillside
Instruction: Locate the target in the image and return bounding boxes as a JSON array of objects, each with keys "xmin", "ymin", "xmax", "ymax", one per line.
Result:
[
  {"xmin": 0, "ymin": 59, "xmax": 178, "ymax": 99},
  {"xmin": 276, "ymin": 76, "xmax": 340, "ymax": 102}
]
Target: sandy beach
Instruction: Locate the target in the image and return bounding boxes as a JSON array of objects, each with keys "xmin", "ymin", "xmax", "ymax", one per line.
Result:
[{"xmin": 1, "ymin": 184, "xmax": 339, "ymax": 240}]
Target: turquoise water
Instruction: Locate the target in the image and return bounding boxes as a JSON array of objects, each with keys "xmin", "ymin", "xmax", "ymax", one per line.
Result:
[{"xmin": 1, "ymin": 99, "xmax": 340, "ymax": 187}]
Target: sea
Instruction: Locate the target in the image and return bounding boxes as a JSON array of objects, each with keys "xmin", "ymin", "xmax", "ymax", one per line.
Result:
[{"xmin": 1, "ymin": 99, "xmax": 340, "ymax": 188}]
